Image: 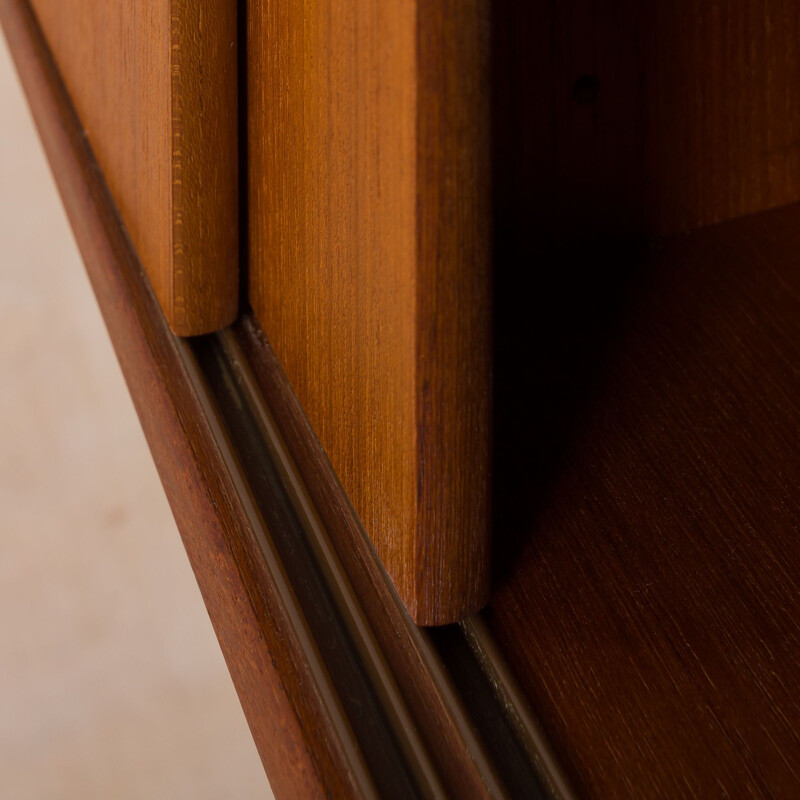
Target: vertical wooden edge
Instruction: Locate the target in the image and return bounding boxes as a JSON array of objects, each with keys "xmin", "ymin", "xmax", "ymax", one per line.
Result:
[
  {"xmin": 414, "ymin": 0, "xmax": 492, "ymax": 625},
  {"xmin": 0, "ymin": 3, "xmax": 334, "ymax": 796},
  {"xmin": 242, "ymin": 0, "xmax": 491, "ymax": 625},
  {"xmin": 168, "ymin": 0, "xmax": 239, "ymax": 335}
]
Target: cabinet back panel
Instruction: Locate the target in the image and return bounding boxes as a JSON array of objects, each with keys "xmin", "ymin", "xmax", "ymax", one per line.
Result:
[{"xmin": 494, "ymin": 0, "xmax": 800, "ymax": 238}]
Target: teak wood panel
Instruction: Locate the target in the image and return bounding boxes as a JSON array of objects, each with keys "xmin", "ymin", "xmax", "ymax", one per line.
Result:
[
  {"xmin": 490, "ymin": 205, "xmax": 800, "ymax": 797},
  {"xmin": 247, "ymin": 1, "xmax": 491, "ymax": 624},
  {"xmin": 28, "ymin": 0, "xmax": 238, "ymax": 335},
  {"xmin": 493, "ymin": 0, "xmax": 800, "ymax": 238}
]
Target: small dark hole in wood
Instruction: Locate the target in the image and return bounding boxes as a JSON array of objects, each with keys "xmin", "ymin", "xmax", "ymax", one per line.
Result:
[{"xmin": 572, "ymin": 75, "xmax": 600, "ymax": 105}]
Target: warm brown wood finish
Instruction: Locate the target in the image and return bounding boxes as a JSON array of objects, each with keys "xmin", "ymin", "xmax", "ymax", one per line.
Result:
[
  {"xmin": 246, "ymin": 0, "xmax": 492, "ymax": 625},
  {"xmin": 493, "ymin": 0, "xmax": 800, "ymax": 238},
  {"xmin": 237, "ymin": 318, "xmax": 510, "ymax": 800},
  {"xmin": 0, "ymin": 4, "xmax": 346, "ymax": 797},
  {"xmin": 12, "ymin": 0, "xmax": 800, "ymax": 795},
  {"xmin": 490, "ymin": 205, "xmax": 800, "ymax": 798},
  {"xmin": 28, "ymin": 0, "xmax": 238, "ymax": 334},
  {"xmin": 3, "ymin": 4, "xmax": 566, "ymax": 797},
  {"xmin": 489, "ymin": 5, "xmax": 800, "ymax": 794}
]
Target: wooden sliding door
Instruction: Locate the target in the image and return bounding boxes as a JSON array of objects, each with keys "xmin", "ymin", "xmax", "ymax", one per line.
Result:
[
  {"xmin": 27, "ymin": 0, "xmax": 238, "ymax": 335},
  {"xmin": 246, "ymin": 1, "xmax": 492, "ymax": 624},
  {"xmin": 18, "ymin": 0, "xmax": 493, "ymax": 624}
]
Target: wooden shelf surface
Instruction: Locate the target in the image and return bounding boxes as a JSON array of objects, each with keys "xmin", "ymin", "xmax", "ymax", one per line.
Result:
[{"xmin": 489, "ymin": 203, "xmax": 800, "ymax": 798}]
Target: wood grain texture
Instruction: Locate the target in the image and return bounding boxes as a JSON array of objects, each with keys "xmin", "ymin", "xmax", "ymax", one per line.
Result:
[
  {"xmin": 27, "ymin": 0, "xmax": 238, "ymax": 334},
  {"xmin": 493, "ymin": 0, "xmax": 800, "ymax": 238},
  {"xmin": 237, "ymin": 316, "xmax": 506, "ymax": 800},
  {"xmin": 489, "ymin": 205, "xmax": 800, "ymax": 798},
  {"xmin": 0, "ymin": 4, "xmax": 348, "ymax": 796},
  {"xmin": 2, "ymin": 7, "xmax": 542, "ymax": 793},
  {"xmin": 246, "ymin": 0, "xmax": 491, "ymax": 624}
]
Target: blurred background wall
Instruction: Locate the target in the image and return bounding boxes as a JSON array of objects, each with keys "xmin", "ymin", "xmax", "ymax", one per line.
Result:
[{"xmin": 0, "ymin": 33, "xmax": 271, "ymax": 800}]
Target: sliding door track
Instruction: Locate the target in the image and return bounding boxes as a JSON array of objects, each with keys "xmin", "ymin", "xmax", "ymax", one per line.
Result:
[{"xmin": 186, "ymin": 328, "xmax": 574, "ymax": 800}]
